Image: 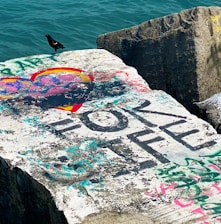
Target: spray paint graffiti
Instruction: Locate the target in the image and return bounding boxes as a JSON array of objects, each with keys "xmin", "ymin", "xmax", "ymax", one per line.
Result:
[
  {"xmin": 0, "ymin": 67, "xmax": 94, "ymax": 112},
  {"xmin": 51, "ymin": 100, "xmax": 216, "ymax": 158},
  {"xmin": 0, "ymin": 66, "xmax": 141, "ymax": 113},
  {"xmin": 0, "ymin": 54, "xmax": 219, "ymax": 205},
  {"xmin": 211, "ymin": 15, "xmax": 221, "ymax": 43},
  {"xmin": 0, "ymin": 55, "xmax": 58, "ymax": 76},
  {"xmin": 19, "ymin": 137, "xmax": 139, "ymax": 194},
  {"xmin": 20, "ymin": 99, "xmax": 217, "ymax": 168},
  {"xmin": 0, "ymin": 62, "xmax": 216, "ymax": 195},
  {"xmin": 145, "ymin": 149, "xmax": 221, "ymax": 223},
  {"xmin": 16, "ymin": 95, "xmax": 218, "ymax": 197}
]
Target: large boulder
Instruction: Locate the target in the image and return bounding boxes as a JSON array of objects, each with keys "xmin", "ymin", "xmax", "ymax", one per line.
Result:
[
  {"xmin": 0, "ymin": 49, "xmax": 221, "ymax": 223},
  {"xmin": 97, "ymin": 6, "xmax": 221, "ymax": 114}
]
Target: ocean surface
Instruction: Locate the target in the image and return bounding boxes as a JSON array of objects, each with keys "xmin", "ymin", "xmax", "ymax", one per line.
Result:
[{"xmin": 1, "ymin": 0, "xmax": 221, "ymax": 62}]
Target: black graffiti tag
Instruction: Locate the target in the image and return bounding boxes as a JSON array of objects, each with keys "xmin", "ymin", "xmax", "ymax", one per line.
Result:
[{"xmin": 30, "ymin": 100, "xmax": 217, "ymax": 167}]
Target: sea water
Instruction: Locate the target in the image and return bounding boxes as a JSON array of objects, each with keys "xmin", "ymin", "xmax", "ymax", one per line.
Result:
[{"xmin": 0, "ymin": 0, "xmax": 221, "ymax": 62}]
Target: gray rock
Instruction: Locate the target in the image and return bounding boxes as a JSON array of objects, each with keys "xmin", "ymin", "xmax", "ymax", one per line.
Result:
[
  {"xmin": 97, "ymin": 6, "xmax": 221, "ymax": 114},
  {"xmin": 0, "ymin": 156, "xmax": 67, "ymax": 224}
]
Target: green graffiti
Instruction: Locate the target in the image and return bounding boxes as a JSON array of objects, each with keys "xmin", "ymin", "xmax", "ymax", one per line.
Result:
[
  {"xmin": 198, "ymin": 171, "xmax": 221, "ymax": 182},
  {"xmin": 79, "ymin": 179, "xmax": 93, "ymax": 188},
  {"xmin": 180, "ymin": 184, "xmax": 201, "ymax": 198},
  {"xmin": 80, "ymin": 139, "xmax": 98, "ymax": 151},
  {"xmin": 201, "ymin": 203, "xmax": 221, "ymax": 214},
  {"xmin": 0, "ymin": 54, "xmax": 58, "ymax": 76},
  {"xmin": 184, "ymin": 157, "xmax": 210, "ymax": 172},
  {"xmin": 24, "ymin": 58, "xmax": 44, "ymax": 67},
  {"xmin": 14, "ymin": 60, "xmax": 36, "ymax": 70},
  {"xmin": 0, "ymin": 68, "xmax": 15, "ymax": 76},
  {"xmin": 158, "ymin": 165, "xmax": 185, "ymax": 178},
  {"xmin": 22, "ymin": 116, "xmax": 59, "ymax": 137},
  {"xmin": 65, "ymin": 145, "xmax": 79, "ymax": 157},
  {"xmin": 23, "ymin": 116, "xmax": 47, "ymax": 131},
  {"xmin": 23, "ymin": 116, "xmax": 39, "ymax": 125},
  {"xmin": 0, "ymin": 102, "xmax": 11, "ymax": 111},
  {"xmin": 193, "ymin": 194, "xmax": 209, "ymax": 203},
  {"xmin": 158, "ymin": 149, "xmax": 221, "ymax": 219},
  {"xmin": 200, "ymin": 149, "xmax": 221, "ymax": 158},
  {"xmin": 173, "ymin": 176, "xmax": 197, "ymax": 189},
  {"xmin": 19, "ymin": 149, "xmax": 33, "ymax": 155},
  {"xmin": 19, "ymin": 136, "xmax": 111, "ymax": 193},
  {"xmin": 14, "ymin": 55, "xmax": 59, "ymax": 71},
  {"xmin": 55, "ymin": 168, "xmax": 72, "ymax": 177},
  {"xmin": 70, "ymin": 175, "xmax": 105, "ymax": 195}
]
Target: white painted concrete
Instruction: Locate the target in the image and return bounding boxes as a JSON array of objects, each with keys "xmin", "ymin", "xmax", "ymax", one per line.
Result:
[{"xmin": 0, "ymin": 50, "xmax": 220, "ymax": 223}]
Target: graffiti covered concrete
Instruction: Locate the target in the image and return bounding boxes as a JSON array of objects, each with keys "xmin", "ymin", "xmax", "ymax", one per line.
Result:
[{"xmin": 0, "ymin": 49, "xmax": 220, "ymax": 223}]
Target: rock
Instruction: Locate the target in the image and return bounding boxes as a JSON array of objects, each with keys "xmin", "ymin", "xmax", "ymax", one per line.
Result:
[
  {"xmin": 0, "ymin": 156, "xmax": 67, "ymax": 224},
  {"xmin": 82, "ymin": 212, "xmax": 157, "ymax": 224},
  {"xmin": 0, "ymin": 49, "xmax": 221, "ymax": 223},
  {"xmin": 195, "ymin": 93, "xmax": 221, "ymax": 131},
  {"xmin": 97, "ymin": 6, "xmax": 221, "ymax": 114}
]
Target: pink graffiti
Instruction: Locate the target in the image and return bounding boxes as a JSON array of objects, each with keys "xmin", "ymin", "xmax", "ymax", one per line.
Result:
[
  {"xmin": 92, "ymin": 70, "xmax": 150, "ymax": 92},
  {"xmin": 110, "ymin": 70, "xmax": 150, "ymax": 92},
  {"xmin": 188, "ymin": 174, "xmax": 202, "ymax": 182},
  {"xmin": 144, "ymin": 183, "xmax": 176, "ymax": 198},
  {"xmin": 212, "ymin": 183, "xmax": 221, "ymax": 194},
  {"xmin": 145, "ymin": 181, "xmax": 221, "ymax": 224},
  {"xmin": 160, "ymin": 182, "xmax": 176, "ymax": 194},
  {"xmin": 191, "ymin": 208, "xmax": 209, "ymax": 222},
  {"xmin": 208, "ymin": 164, "xmax": 221, "ymax": 174},
  {"xmin": 203, "ymin": 189, "xmax": 214, "ymax": 197},
  {"xmin": 174, "ymin": 199, "xmax": 194, "ymax": 208},
  {"xmin": 0, "ymin": 67, "xmax": 94, "ymax": 112}
]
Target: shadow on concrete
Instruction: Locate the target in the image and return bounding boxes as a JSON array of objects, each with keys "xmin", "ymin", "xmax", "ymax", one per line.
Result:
[{"xmin": 0, "ymin": 157, "xmax": 68, "ymax": 224}]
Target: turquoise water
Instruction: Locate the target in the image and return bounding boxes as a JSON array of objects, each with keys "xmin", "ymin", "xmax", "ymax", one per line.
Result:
[{"xmin": 0, "ymin": 0, "xmax": 221, "ymax": 62}]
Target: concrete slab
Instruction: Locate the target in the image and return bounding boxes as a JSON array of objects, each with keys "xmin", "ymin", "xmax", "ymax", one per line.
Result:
[
  {"xmin": 97, "ymin": 6, "xmax": 221, "ymax": 115},
  {"xmin": 0, "ymin": 49, "xmax": 221, "ymax": 223}
]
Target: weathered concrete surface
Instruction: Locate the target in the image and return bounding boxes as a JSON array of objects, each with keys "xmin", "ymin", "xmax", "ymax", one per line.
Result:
[
  {"xmin": 97, "ymin": 6, "xmax": 221, "ymax": 114},
  {"xmin": 0, "ymin": 156, "xmax": 67, "ymax": 224},
  {"xmin": 0, "ymin": 49, "xmax": 221, "ymax": 224},
  {"xmin": 82, "ymin": 212, "xmax": 158, "ymax": 224}
]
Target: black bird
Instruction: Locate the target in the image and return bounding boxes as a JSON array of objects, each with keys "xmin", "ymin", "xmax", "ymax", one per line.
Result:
[{"xmin": 45, "ymin": 34, "xmax": 64, "ymax": 53}]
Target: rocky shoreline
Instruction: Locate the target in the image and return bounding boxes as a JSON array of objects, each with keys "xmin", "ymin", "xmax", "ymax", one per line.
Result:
[{"xmin": 0, "ymin": 6, "xmax": 221, "ymax": 224}]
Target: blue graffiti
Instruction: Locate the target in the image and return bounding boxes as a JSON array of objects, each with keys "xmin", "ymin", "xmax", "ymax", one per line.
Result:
[{"xmin": 19, "ymin": 139, "xmax": 113, "ymax": 194}]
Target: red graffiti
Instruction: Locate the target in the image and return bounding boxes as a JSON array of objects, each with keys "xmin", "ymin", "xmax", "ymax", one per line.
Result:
[{"xmin": 0, "ymin": 67, "xmax": 94, "ymax": 112}]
